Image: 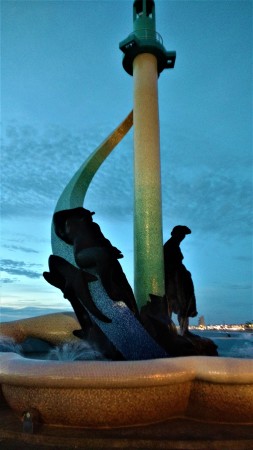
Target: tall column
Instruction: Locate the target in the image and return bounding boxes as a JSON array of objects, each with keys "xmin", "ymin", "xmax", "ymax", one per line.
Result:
[
  {"xmin": 133, "ymin": 53, "xmax": 164, "ymax": 308},
  {"xmin": 119, "ymin": 0, "xmax": 176, "ymax": 310}
]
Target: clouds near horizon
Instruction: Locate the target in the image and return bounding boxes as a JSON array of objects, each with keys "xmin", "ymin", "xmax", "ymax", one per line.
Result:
[{"xmin": 0, "ymin": 259, "xmax": 43, "ymax": 280}]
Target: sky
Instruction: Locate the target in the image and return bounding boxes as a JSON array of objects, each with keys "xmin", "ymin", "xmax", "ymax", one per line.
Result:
[{"xmin": 1, "ymin": 0, "xmax": 252, "ymax": 325}]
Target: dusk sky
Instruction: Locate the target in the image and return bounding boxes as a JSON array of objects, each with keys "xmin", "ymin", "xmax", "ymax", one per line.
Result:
[{"xmin": 1, "ymin": 0, "xmax": 252, "ymax": 325}]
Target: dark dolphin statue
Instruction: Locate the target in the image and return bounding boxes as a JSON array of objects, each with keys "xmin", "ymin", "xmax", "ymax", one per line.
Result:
[
  {"xmin": 53, "ymin": 207, "xmax": 139, "ymax": 318},
  {"xmin": 43, "ymin": 255, "xmax": 111, "ymax": 325}
]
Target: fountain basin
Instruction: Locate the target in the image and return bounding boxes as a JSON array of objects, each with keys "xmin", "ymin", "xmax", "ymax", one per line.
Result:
[{"xmin": 0, "ymin": 313, "xmax": 253, "ymax": 428}]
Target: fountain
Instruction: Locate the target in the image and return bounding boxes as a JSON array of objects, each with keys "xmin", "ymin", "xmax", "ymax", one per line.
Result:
[{"xmin": 1, "ymin": 0, "xmax": 252, "ymax": 433}]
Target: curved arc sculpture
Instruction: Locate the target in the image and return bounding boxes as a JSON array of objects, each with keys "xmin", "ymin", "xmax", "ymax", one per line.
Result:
[
  {"xmin": 51, "ymin": 111, "xmax": 133, "ymax": 266},
  {"xmin": 49, "ymin": 109, "xmax": 169, "ymax": 361}
]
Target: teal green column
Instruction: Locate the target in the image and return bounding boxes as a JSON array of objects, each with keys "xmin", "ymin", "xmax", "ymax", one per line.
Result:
[
  {"xmin": 119, "ymin": 0, "xmax": 176, "ymax": 309},
  {"xmin": 133, "ymin": 52, "xmax": 164, "ymax": 308}
]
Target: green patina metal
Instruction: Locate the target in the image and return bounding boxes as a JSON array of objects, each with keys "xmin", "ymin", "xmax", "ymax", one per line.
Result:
[
  {"xmin": 51, "ymin": 111, "xmax": 133, "ymax": 266},
  {"xmin": 120, "ymin": 0, "xmax": 176, "ymax": 310},
  {"xmin": 119, "ymin": 0, "xmax": 176, "ymax": 76},
  {"xmin": 51, "ymin": 0, "xmax": 176, "ymax": 313}
]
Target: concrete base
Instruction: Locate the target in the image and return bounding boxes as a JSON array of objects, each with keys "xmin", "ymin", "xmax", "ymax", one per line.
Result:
[{"xmin": 1, "ymin": 397, "xmax": 253, "ymax": 450}]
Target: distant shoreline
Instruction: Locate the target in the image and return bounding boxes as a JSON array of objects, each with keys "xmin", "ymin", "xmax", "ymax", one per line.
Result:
[
  {"xmin": 190, "ymin": 325, "xmax": 253, "ymax": 333},
  {"xmin": 0, "ymin": 306, "xmax": 252, "ymax": 332}
]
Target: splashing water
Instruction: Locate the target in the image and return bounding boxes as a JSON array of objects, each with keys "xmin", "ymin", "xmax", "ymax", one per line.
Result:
[
  {"xmin": 228, "ymin": 335, "xmax": 253, "ymax": 359},
  {"xmin": 0, "ymin": 336, "xmax": 22, "ymax": 354},
  {"xmin": 47, "ymin": 341, "xmax": 107, "ymax": 361},
  {"xmin": 213, "ymin": 333, "xmax": 253, "ymax": 359},
  {"xmin": 1, "ymin": 332, "xmax": 252, "ymax": 360}
]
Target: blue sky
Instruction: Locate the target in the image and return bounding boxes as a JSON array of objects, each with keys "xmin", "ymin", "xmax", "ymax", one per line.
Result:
[{"xmin": 1, "ymin": 0, "xmax": 252, "ymax": 325}]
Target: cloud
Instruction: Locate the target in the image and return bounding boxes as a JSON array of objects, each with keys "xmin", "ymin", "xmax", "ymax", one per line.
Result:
[
  {"xmin": 1, "ymin": 121, "xmax": 134, "ymax": 217},
  {"xmin": 234, "ymin": 255, "xmax": 252, "ymax": 262},
  {"xmin": 221, "ymin": 283, "xmax": 252, "ymax": 291},
  {"xmin": 162, "ymin": 165, "xmax": 252, "ymax": 237},
  {"xmin": 0, "ymin": 259, "xmax": 42, "ymax": 279},
  {"xmin": 1, "ymin": 121, "xmax": 252, "ymax": 240},
  {"xmin": 1, "ymin": 277, "xmax": 17, "ymax": 284},
  {"xmin": 2, "ymin": 244, "xmax": 39, "ymax": 254}
]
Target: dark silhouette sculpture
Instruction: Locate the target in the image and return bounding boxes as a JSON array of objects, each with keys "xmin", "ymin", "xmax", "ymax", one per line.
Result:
[
  {"xmin": 43, "ymin": 255, "xmax": 125, "ymax": 360},
  {"xmin": 140, "ymin": 294, "xmax": 198, "ymax": 357},
  {"xmin": 43, "ymin": 255, "xmax": 111, "ymax": 325},
  {"xmin": 140, "ymin": 294, "xmax": 218, "ymax": 357},
  {"xmin": 44, "ymin": 208, "xmax": 168, "ymax": 360},
  {"xmin": 44, "ymin": 211, "xmax": 217, "ymax": 358},
  {"xmin": 53, "ymin": 207, "xmax": 139, "ymax": 317},
  {"xmin": 43, "ymin": 255, "xmax": 124, "ymax": 359},
  {"xmin": 164, "ymin": 226, "xmax": 198, "ymax": 335}
]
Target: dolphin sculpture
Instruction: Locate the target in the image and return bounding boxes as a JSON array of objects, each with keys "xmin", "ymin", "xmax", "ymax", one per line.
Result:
[{"xmin": 43, "ymin": 255, "xmax": 111, "ymax": 325}]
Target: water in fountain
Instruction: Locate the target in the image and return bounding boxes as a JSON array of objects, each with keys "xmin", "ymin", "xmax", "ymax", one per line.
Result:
[
  {"xmin": 195, "ymin": 330, "xmax": 253, "ymax": 359},
  {"xmin": 223, "ymin": 333, "xmax": 253, "ymax": 359},
  {"xmin": 0, "ymin": 336, "xmax": 22, "ymax": 354},
  {"xmin": 1, "ymin": 329, "xmax": 252, "ymax": 360},
  {"xmin": 47, "ymin": 340, "xmax": 108, "ymax": 361},
  {"xmin": 0, "ymin": 334, "xmax": 109, "ymax": 361}
]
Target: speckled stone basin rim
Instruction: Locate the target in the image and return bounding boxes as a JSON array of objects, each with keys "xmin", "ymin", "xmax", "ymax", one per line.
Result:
[{"xmin": 0, "ymin": 313, "xmax": 253, "ymax": 427}]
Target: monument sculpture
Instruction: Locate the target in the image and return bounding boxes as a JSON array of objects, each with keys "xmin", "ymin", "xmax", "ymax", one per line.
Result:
[
  {"xmin": 164, "ymin": 225, "xmax": 198, "ymax": 335},
  {"xmin": 1, "ymin": 0, "xmax": 252, "ymax": 432},
  {"xmin": 42, "ymin": 0, "xmax": 216, "ymax": 358},
  {"xmin": 45, "ymin": 206, "xmax": 169, "ymax": 360}
]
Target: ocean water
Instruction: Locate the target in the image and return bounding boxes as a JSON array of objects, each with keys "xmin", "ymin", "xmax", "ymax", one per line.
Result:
[
  {"xmin": 194, "ymin": 330, "xmax": 253, "ymax": 359},
  {"xmin": 0, "ymin": 307, "xmax": 252, "ymax": 359}
]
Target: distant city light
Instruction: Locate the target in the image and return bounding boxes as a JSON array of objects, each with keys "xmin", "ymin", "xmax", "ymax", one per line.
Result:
[{"xmin": 189, "ymin": 323, "xmax": 253, "ymax": 332}]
